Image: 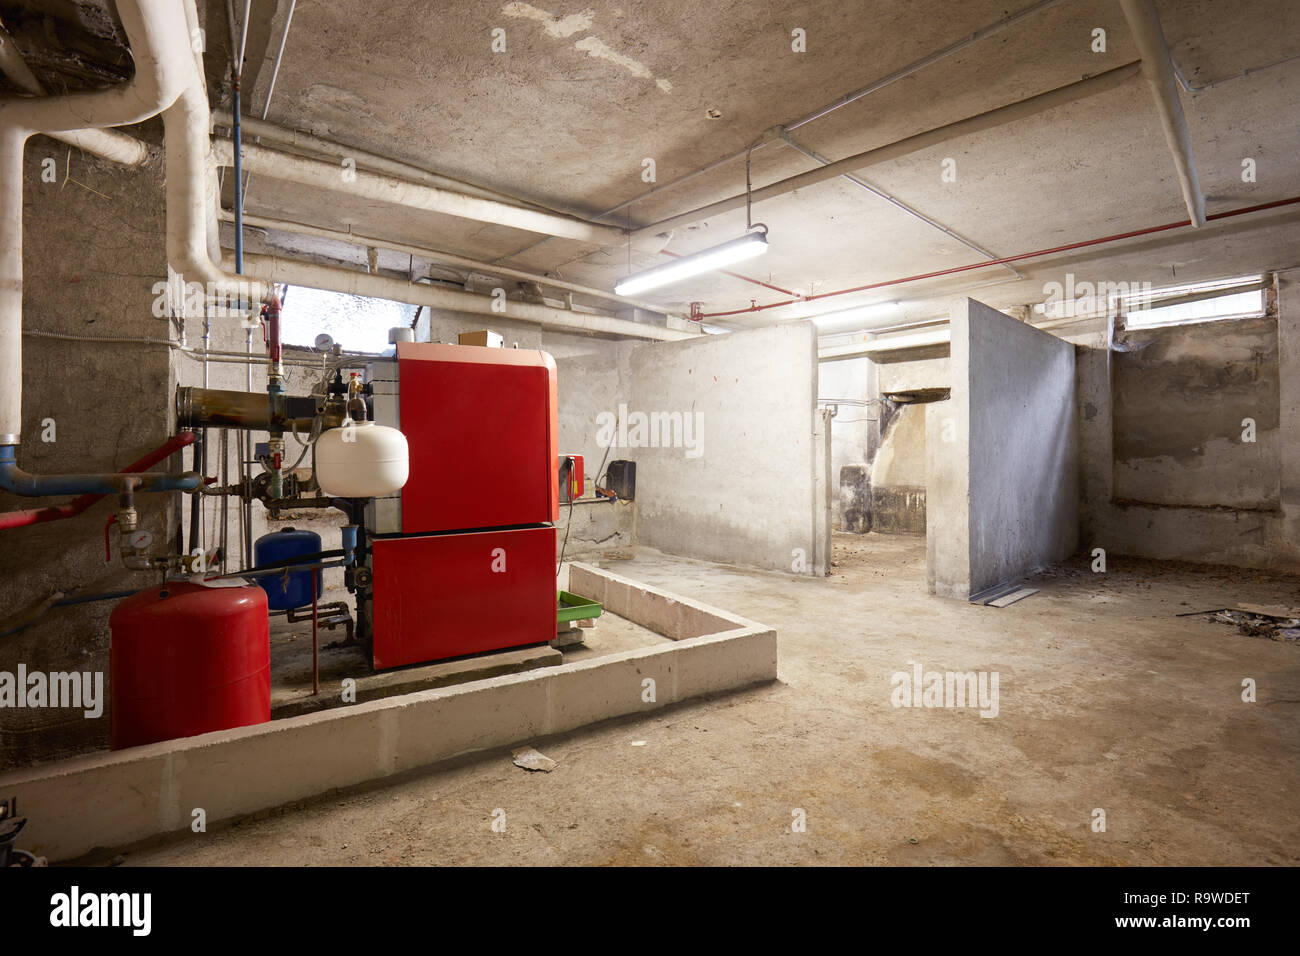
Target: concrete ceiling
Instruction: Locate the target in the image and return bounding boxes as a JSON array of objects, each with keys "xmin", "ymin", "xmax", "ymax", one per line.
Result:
[{"xmin": 13, "ymin": 1, "xmax": 1300, "ymax": 332}]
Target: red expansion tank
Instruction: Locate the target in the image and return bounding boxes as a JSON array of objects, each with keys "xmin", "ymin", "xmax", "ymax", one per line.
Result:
[{"xmin": 110, "ymin": 582, "xmax": 271, "ymax": 749}]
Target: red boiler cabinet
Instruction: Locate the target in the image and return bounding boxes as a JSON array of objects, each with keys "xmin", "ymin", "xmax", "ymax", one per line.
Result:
[{"xmin": 110, "ymin": 582, "xmax": 271, "ymax": 749}]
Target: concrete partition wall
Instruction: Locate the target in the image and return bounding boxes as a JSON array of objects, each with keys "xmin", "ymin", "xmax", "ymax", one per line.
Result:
[
  {"xmin": 629, "ymin": 322, "xmax": 826, "ymax": 573},
  {"xmin": 927, "ymin": 299, "xmax": 1078, "ymax": 598}
]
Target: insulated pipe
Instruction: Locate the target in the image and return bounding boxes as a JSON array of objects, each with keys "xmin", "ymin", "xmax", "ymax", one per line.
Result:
[
  {"xmin": 0, "ymin": 0, "xmax": 190, "ymax": 135},
  {"xmin": 0, "ymin": 125, "xmax": 24, "ymax": 445},
  {"xmin": 1118, "ymin": 0, "xmax": 1206, "ymax": 226},
  {"xmin": 212, "ymin": 111, "xmax": 551, "ymax": 212},
  {"xmin": 232, "ymin": 253, "xmax": 696, "ymax": 342},
  {"xmin": 632, "ymin": 62, "xmax": 1143, "ymax": 239},
  {"xmin": 0, "ymin": 22, "xmax": 149, "ymax": 165},
  {"xmin": 163, "ymin": 82, "xmax": 268, "ymax": 309},
  {"xmin": 1, "ymin": 0, "xmax": 195, "ymax": 446},
  {"xmin": 222, "ymin": 209, "xmax": 686, "ymax": 318},
  {"xmin": 210, "ymin": 138, "xmax": 631, "ymax": 247}
]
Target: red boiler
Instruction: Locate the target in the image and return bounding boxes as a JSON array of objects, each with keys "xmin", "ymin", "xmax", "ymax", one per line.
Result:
[{"xmin": 110, "ymin": 582, "xmax": 271, "ymax": 749}]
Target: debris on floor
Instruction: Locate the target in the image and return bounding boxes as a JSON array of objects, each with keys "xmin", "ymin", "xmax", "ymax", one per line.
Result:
[
  {"xmin": 511, "ymin": 746, "xmax": 557, "ymax": 773},
  {"xmin": 1181, "ymin": 607, "xmax": 1300, "ymax": 643}
]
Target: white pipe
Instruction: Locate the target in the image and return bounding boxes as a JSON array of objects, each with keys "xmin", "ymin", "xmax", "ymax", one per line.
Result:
[
  {"xmin": 212, "ymin": 110, "xmax": 570, "ymax": 212},
  {"xmin": 0, "ymin": 0, "xmax": 195, "ymax": 444},
  {"xmin": 164, "ymin": 85, "xmax": 268, "ymax": 308},
  {"xmin": 0, "ymin": 126, "xmax": 24, "ymax": 444},
  {"xmin": 211, "ymin": 137, "xmax": 630, "ymax": 246},
  {"xmin": 633, "ymin": 62, "xmax": 1142, "ymax": 239},
  {"xmin": 0, "ymin": 23, "xmax": 149, "ymax": 165},
  {"xmin": 221, "ymin": 209, "xmax": 685, "ymax": 318},
  {"xmin": 162, "ymin": 2, "xmax": 269, "ymax": 311},
  {"xmin": 1118, "ymin": 0, "xmax": 1206, "ymax": 227},
  {"xmin": 0, "ymin": 0, "xmax": 190, "ymax": 135},
  {"xmin": 232, "ymin": 253, "xmax": 695, "ymax": 342}
]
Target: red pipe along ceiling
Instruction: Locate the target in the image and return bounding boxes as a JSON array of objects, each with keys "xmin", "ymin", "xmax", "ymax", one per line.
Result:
[
  {"xmin": 0, "ymin": 432, "xmax": 196, "ymax": 531},
  {"xmin": 697, "ymin": 195, "xmax": 1300, "ymax": 318}
]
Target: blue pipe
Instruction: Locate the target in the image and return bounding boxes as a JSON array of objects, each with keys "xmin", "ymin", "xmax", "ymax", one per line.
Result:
[{"xmin": 0, "ymin": 446, "xmax": 201, "ymax": 497}]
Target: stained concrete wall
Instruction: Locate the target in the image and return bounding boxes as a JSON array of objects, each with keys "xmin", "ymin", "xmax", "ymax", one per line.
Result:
[
  {"xmin": 1076, "ymin": 285, "xmax": 1300, "ymax": 570},
  {"xmin": 0, "ymin": 135, "xmax": 179, "ymax": 769},
  {"xmin": 554, "ymin": 342, "xmax": 637, "ymax": 560},
  {"xmin": 927, "ymin": 299, "xmax": 1078, "ymax": 598},
  {"xmin": 630, "ymin": 322, "xmax": 825, "ymax": 573},
  {"xmin": 869, "ymin": 403, "xmax": 928, "ymax": 534},
  {"xmin": 818, "ymin": 357, "xmax": 876, "ymax": 530},
  {"xmin": 1111, "ymin": 315, "xmax": 1279, "ymax": 509}
]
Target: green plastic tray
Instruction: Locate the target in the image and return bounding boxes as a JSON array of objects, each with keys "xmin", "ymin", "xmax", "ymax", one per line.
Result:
[{"xmin": 557, "ymin": 590, "xmax": 603, "ymax": 624}]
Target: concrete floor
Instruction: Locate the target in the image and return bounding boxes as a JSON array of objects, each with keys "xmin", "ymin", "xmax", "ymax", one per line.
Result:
[{"xmin": 123, "ymin": 534, "xmax": 1299, "ymax": 866}]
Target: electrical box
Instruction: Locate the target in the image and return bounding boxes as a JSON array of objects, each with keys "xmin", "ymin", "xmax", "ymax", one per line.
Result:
[{"xmin": 562, "ymin": 454, "xmax": 584, "ymax": 502}]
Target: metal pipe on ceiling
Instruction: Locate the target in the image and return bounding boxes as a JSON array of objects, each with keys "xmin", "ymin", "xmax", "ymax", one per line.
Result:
[
  {"xmin": 1118, "ymin": 0, "xmax": 1206, "ymax": 227},
  {"xmin": 702, "ymin": 194, "xmax": 1300, "ymax": 321},
  {"xmin": 632, "ymin": 61, "xmax": 1143, "ymax": 239}
]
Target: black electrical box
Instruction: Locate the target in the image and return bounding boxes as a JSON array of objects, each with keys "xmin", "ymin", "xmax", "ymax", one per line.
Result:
[{"xmin": 606, "ymin": 460, "xmax": 636, "ymax": 501}]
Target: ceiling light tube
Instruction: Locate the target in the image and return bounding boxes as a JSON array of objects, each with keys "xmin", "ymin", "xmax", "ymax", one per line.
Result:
[
  {"xmin": 808, "ymin": 301, "xmax": 901, "ymax": 331},
  {"xmin": 615, "ymin": 231, "xmax": 768, "ymax": 296}
]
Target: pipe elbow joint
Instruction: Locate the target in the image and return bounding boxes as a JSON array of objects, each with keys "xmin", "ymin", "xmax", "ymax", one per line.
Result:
[{"xmin": 0, "ymin": 447, "xmax": 202, "ymax": 497}]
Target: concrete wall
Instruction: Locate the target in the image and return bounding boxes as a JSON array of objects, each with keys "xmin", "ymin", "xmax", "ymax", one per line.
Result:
[
  {"xmin": 1111, "ymin": 315, "xmax": 1278, "ymax": 509},
  {"xmin": 554, "ymin": 342, "xmax": 637, "ymax": 560},
  {"xmin": 630, "ymin": 322, "xmax": 826, "ymax": 574},
  {"xmin": 0, "ymin": 136, "xmax": 179, "ymax": 769},
  {"xmin": 818, "ymin": 357, "xmax": 876, "ymax": 530},
  {"xmin": 1076, "ymin": 281, "xmax": 1300, "ymax": 570},
  {"xmin": 869, "ymin": 403, "xmax": 928, "ymax": 534},
  {"xmin": 927, "ymin": 299, "xmax": 1078, "ymax": 598}
]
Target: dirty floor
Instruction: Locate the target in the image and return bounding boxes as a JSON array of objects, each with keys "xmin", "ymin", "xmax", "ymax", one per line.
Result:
[{"xmin": 124, "ymin": 534, "xmax": 1300, "ymax": 866}]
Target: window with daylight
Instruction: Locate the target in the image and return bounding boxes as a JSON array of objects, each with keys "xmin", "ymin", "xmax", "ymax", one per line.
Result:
[
  {"xmin": 1118, "ymin": 274, "xmax": 1270, "ymax": 330},
  {"xmin": 279, "ymin": 286, "xmax": 419, "ymax": 353}
]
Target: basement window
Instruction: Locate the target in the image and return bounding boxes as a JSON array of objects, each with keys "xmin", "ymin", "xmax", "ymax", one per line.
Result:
[
  {"xmin": 1118, "ymin": 274, "xmax": 1268, "ymax": 330},
  {"xmin": 279, "ymin": 286, "xmax": 418, "ymax": 353}
]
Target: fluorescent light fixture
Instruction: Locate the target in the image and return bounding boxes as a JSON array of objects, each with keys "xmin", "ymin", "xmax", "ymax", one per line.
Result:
[
  {"xmin": 615, "ymin": 232, "xmax": 768, "ymax": 296},
  {"xmin": 808, "ymin": 301, "xmax": 901, "ymax": 330}
]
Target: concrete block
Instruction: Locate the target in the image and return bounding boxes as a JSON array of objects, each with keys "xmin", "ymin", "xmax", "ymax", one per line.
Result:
[
  {"xmin": 390, "ymin": 674, "xmax": 549, "ymax": 772},
  {"xmin": 546, "ymin": 647, "xmax": 678, "ymax": 732},
  {"xmin": 674, "ymin": 628, "xmax": 779, "ymax": 699}
]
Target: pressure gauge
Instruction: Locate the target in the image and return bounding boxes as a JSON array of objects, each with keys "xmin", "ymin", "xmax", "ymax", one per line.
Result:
[
  {"xmin": 128, "ymin": 530, "xmax": 154, "ymax": 551},
  {"xmin": 314, "ymin": 333, "xmax": 335, "ymax": 351}
]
